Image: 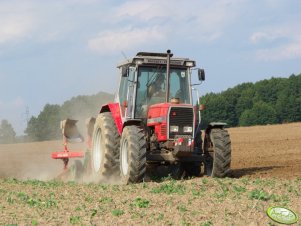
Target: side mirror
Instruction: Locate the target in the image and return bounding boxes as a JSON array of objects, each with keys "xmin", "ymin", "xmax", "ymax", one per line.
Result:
[
  {"xmin": 121, "ymin": 66, "xmax": 128, "ymax": 77},
  {"xmin": 198, "ymin": 69, "xmax": 205, "ymax": 81}
]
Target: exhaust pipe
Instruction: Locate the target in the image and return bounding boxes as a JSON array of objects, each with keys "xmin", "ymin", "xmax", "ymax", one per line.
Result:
[{"xmin": 165, "ymin": 49, "xmax": 173, "ymax": 103}]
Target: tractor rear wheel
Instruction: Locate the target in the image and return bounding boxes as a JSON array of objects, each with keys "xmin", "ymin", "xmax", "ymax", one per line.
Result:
[
  {"xmin": 92, "ymin": 112, "xmax": 120, "ymax": 181},
  {"xmin": 204, "ymin": 128, "xmax": 231, "ymax": 177},
  {"xmin": 120, "ymin": 126, "xmax": 146, "ymax": 184}
]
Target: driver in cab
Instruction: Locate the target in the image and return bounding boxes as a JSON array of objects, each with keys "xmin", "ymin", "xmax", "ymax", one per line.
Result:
[{"xmin": 147, "ymin": 75, "xmax": 166, "ymax": 104}]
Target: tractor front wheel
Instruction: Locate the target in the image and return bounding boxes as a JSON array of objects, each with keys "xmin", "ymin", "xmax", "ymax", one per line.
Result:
[
  {"xmin": 120, "ymin": 126, "xmax": 146, "ymax": 184},
  {"xmin": 204, "ymin": 128, "xmax": 231, "ymax": 177},
  {"xmin": 92, "ymin": 112, "xmax": 120, "ymax": 182}
]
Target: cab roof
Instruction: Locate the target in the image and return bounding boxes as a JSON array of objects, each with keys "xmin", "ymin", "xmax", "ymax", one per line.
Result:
[{"xmin": 117, "ymin": 51, "xmax": 196, "ymax": 68}]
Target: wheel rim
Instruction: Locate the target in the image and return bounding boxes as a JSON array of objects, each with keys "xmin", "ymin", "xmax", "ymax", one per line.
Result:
[
  {"xmin": 121, "ymin": 138, "xmax": 129, "ymax": 176},
  {"xmin": 93, "ymin": 127, "xmax": 103, "ymax": 172}
]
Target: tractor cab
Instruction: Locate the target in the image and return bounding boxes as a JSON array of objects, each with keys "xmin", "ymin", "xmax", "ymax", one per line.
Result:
[{"xmin": 116, "ymin": 51, "xmax": 202, "ymax": 121}]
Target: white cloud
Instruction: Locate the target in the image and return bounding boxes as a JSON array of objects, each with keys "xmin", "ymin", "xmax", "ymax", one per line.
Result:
[
  {"xmin": 0, "ymin": 2, "xmax": 35, "ymax": 44},
  {"xmin": 250, "ymin": 32, "xmax": 273, "ymax": 44},
  {"xmin": 88, "ymin": 27, "xmax": 166, "ymax": 54},
  {"xmin": 250, "ymin": 22, "xmax": 301, "ymax": 61},
  {"xmin": 0, "ymin": 0, "xmax": 97, "ymax": 45},
  {"xmin": 87, "ymin": 0, "xmax": 247, "ymax": 53},
  {"xmin": 249, "ymin": 26, "xmax": 294, "ymax": 44},
  {"xmin": 115, "ymin": 0, "xmax": 243, "ymax": 27},
  {"xmin": 0, "ymin": 14, "xmax": 34, "ymax": 44},
  {"xmin": 256, "ymin": 38, "xmax": 301, "ymax": 61},
  {"xmin": 115, "ymin": 1, "xmax": 167, "ymax": 21}
]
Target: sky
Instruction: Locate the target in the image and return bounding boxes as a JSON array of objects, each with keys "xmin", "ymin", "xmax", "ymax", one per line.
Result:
[{"xmin": 0, "ymin": 0, "xmax": 300, "ymax": 135}]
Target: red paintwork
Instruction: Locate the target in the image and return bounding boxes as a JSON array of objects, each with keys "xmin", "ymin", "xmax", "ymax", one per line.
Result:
[
  {"xmin": 100, "ymin": 103, "xmax": 123, "ymax": 135},
  {"xmin": 51, "ymin": 151, "xmax": 84, "ymax": 159},
  {"xmin": 51, "ymin": 139, "xmax": 84, "ymax": 170},
  {"xmin": 147, "ymin": 103, "xmax": 169, "ymax": 141},
  {"xmin": 147, "ymin": 103, "xmax": 192, "ymax": 141}
]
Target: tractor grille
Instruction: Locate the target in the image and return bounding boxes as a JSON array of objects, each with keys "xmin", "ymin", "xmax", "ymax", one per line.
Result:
[{"xmin": 169, "ymin": 107, "xmax": 194, "ymax": 139}]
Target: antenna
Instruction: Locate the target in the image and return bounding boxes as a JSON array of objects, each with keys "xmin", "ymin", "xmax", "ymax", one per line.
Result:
[{"xmin": 121, "ymin": 51, "xmax": 130, "ymax": 63}]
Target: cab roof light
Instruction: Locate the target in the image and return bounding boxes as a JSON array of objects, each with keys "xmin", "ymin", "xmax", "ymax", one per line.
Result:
[{"xmin": 185, "ymin": 61, "xmax": 195, "ymax": 67}]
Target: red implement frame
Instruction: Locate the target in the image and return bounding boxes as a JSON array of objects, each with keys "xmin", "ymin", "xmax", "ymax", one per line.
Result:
[{"xmin": 51, "ymin": 137, "xmax": 84, "ymax": 170}]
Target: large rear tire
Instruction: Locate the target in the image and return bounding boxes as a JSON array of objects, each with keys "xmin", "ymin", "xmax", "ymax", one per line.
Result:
[
  {"xmin": 204, "ymin": 128, "xmax": 231, "ymax": 177},
  {"xmin": 92, "ymin": 112, "xmax": 120, "ymax": 181},
  {"xmin": 120, "ymin": 126, "xmax": 146, "ymax": 184}
]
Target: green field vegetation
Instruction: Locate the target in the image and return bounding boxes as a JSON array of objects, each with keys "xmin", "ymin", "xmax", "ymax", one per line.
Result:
[{"xmin": 0, "ymin": 177, "xmax": 300, "ymax": 225}]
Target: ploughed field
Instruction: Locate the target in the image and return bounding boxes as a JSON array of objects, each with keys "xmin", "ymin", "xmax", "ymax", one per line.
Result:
[{"xmin": 0, "ymin": 123, "xmax": 300, "ymax": 225}]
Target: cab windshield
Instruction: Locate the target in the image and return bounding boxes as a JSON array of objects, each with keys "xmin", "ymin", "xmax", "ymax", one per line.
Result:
[{"xmin": 135, "ymin": 66, "xmax": 191, "ymax": 118}]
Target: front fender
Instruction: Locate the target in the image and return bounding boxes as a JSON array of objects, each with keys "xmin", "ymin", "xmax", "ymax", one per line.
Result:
[{"xmin": 208, "ymin": 122, "xmax": 227, "ymax": 128}]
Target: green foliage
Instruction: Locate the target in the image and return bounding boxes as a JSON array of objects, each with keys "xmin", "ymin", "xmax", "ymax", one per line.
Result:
[
  {"xmin": 112, "ymin": 209, "xmax": 124, "ymax": 216},
  {"xmin": 131, "ymin": 197, "xmax": 150, "ymax": 208},
  {"xmin": 25, "ymin": 104, "xmax": 61, "ymax": 141},
  {"xmin": 151, "ymin": 180, "xmax": 186, "ymax": 195},
  {"xmin": 239, "ymin": 101, "xmax": 278, "ymax": 126},
  {"xmin": 25, "ymin": 91, "xmax": 113, "ymax": 141},
  {"xmin": 249, "ymin": 189, "xmax": 270, "ymax": 201},
  {"xmin": 70, "ymin": 215, "xmax": 81, "ymax": 224},
  {"xmin": 200, "ymin": 74, "xmax": 301, "ymax": 127},
  {"xmin": 0, "ymin": 119, "xmax": 16, "ymax": 144}
]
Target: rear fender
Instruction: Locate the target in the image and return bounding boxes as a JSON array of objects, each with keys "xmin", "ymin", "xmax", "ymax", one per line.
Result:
[
  {"xmin": 123, "ymin": 119, "xmax": 142, "ymax": 129},
  {"xmin": 208, "ymin": 122, "xmax": 227, "ymax": 129},
  {"xmin": 100, "ymin": 103, "xmax": 123, "ymax": 135}
]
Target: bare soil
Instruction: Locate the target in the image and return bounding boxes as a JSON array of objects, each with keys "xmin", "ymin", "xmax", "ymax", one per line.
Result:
[{"xmin": 228, "ymin": 122, "xmax": 301, "ymax": 179}]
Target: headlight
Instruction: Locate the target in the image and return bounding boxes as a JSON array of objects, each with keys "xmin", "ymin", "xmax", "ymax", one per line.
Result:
[
  {"xmin": 170, "ymin": 126, "xmax": 179, "ymax": 132},
  {"xmin": 183, "ymin": 126, "xmax": 192, "ymax": 133},
  {"xmin": 135, "ymin": 59, "xmax": 144, "ymax": 65},
  {"xmin": 185, "ymin": 61, "xmax": 195, "ymax": 67}
]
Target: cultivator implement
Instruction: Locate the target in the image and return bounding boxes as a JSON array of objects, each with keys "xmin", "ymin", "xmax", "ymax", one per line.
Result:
[
  {"xmin": 51, "ymin": 118, "xmax": 96, "ymax": 181},
  {"xmin": 51, "ymin": 119, "xmax": 85, "ymax": 181}
]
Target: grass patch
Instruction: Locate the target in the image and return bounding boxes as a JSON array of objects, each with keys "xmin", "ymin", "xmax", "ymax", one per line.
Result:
[
  {"xmin": 151, "ymin": 180, "xmax": 186, "ymax": 195},
  {"xmin": 131, "ymin": 197, "xmax": 150, "ymax": 208},
  {"xmin": 112, "ymin": 209, "xmax": 124, "ymax": 216}
]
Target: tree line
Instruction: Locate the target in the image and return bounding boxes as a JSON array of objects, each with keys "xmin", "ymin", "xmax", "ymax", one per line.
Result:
[
  {"xmin": 24, "ymin": 92, "xmax": 113, "ymax": 142},
  {"xmin": 1, "ymin": 74, "xmax": 300, "ymax": 143},
  {"xmin": 200, "ymin": 73, "xmax": 301, "ymax": 128}
]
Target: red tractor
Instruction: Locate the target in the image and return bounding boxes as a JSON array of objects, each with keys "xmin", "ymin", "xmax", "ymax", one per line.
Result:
[
  {"xmin": 89, "ymin": 50, "xmax": 231, "ymax": 184},
  {"xmin": 52, "ymin": 50, "xmax": 231, "ymax": 183}
]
